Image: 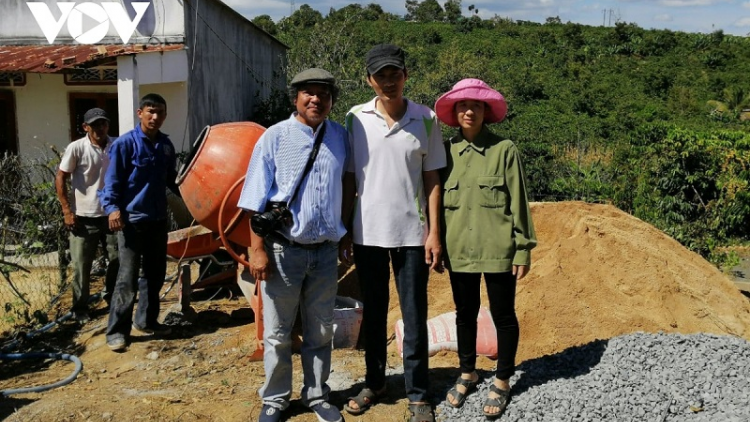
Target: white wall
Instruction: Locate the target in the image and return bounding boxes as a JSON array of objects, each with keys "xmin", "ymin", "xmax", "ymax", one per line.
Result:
[
  {"xmin": 139, "ymin": 81, "xmax": 189, "ymax": 151},
  {"xmin": 14, "ymin": 73, "xmax": 117, "ymax": 157},
  {"xmin": 14, "ymin": 73, "xmax": 189, "ymax": 158}
]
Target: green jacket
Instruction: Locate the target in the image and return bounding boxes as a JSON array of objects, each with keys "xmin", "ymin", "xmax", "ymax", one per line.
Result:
[{"xmin": 440, "ymin": 127, "xmax": 537, "ymax": 273}]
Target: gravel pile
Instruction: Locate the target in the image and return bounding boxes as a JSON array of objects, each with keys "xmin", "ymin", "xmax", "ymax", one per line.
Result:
[{"xmin": 435, "ymin": 332, "xmax": 750, "ymax": 421}]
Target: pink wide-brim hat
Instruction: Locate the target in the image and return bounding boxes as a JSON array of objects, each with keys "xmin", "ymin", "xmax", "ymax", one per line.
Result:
[{"xmin": 435, "ymin": 78, "xmax": 508, "ymax": 127}]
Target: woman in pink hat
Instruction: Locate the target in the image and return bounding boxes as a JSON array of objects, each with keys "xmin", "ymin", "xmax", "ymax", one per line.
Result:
[{"xmin": 435, "ymin": 78, "xmax": 537, "ymax": 418}]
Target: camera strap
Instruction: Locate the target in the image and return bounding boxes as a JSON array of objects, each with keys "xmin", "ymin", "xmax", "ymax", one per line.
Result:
[{"xmin": 287, "ymin": 120, "xmax": 327, "ymax": 207}]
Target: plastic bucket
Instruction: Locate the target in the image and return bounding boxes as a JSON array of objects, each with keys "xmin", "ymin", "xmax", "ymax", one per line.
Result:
[{"xmin": 332, "ymin": 296, "xmax": 363, "ymax": 349}]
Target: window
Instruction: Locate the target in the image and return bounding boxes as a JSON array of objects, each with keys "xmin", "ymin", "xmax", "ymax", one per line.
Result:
[
  {"xmin": 64, "ymin": 67, "xmax": 117, "ymax": 85},
  {"xmin": 0, "ymin": 72, "xmax": 26, "ymax": 87}
]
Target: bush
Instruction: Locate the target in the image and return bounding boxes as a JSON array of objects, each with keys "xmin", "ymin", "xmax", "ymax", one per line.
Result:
[{"xmin": 0, "ymin": 153, "xmax": 68, "ymax": 336}]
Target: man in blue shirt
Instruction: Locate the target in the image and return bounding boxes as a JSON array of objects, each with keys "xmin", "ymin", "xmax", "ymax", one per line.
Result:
[
  {"xmin": 100, "ymin": 93, "xmax": 178, "ymax": 352},
  {"xmin": 237, "ymin": 68, "xmax": 348, "ymax": 422}
]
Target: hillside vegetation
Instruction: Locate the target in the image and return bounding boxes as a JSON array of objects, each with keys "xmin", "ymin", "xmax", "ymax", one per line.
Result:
[{"xmin": 251, "ymin": 2, "xmax": 750, "ymax": 265}]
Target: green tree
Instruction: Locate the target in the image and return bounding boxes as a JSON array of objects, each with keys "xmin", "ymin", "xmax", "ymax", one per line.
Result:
[
  {"xmin": 707, "ymin": 87, "xmax": 750, "ymax": 117},
  {"xmin": 561, "ymin": 23, "xmax": 584, "ymax": 48},
  {"xmin": 623, "ymin": 127, "xmax": 750, "ymax": 257},
  {"xmin": 279, "ymin": 4, "xmax": 322, "ymax": 30},
  {"xmin": 327, "ymin": 4, "xmax": 363, "ymax": 22},
  {"xmin": 328, "ymin": 4, "xmax": 394, "ymax": 22},
  {"xmin": 444, "ymin": 0, "xmax": 462, "ymax": 24},
  {"xmin": 251, "ymin": 14, "xmax": 277, "ymax": 35},
  {"xmin": 405, "ymin": 0, "xmax": 445, "ymax": 22},
  {"xmin": 639, "ymin": 30, "xmax": 677, "ymax": 56},
  {"xmin": 363, "ymin": 4, "xmax": 393, "ymax": 20},
  {"xmin": 405, "ymin": 0, "xmax": 418, "ymax": 20},
  {"xmin": 609, "ymin": 22, "xmax": 644, "ymax": 45}
]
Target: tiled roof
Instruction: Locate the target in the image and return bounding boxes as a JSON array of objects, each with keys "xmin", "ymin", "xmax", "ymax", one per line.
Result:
[{"xmin": 0, "ymin": 43, "xmax": 184, "ymax": 73}]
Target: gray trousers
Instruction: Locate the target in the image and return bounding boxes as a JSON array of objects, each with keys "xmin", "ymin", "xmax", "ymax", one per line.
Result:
[{"xmin": 69, "ymin": 216, "xmax": 118, "ymax": 312}]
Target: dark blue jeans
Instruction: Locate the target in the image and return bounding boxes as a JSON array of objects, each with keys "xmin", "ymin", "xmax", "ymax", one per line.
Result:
[
  {"xmin": 353, "ymin": 244, "xmax": 429, "ymax": 403},
  {"xmin": 106, "ymin": 220, "xmax": 168, "ymax": 341}
]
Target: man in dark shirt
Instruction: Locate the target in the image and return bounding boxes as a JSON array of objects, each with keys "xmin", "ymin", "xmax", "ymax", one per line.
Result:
[{"xmin": 100, "ymin": 93, "xmax": 178, "ymax": 352}]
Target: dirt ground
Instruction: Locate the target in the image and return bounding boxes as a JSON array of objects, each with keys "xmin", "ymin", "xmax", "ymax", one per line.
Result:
[{"xmin": 2, "ymin": 201, "xmax": 750, "ymax": 422}]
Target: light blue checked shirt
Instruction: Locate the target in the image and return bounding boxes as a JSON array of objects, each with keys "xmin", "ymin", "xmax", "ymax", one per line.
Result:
[{"xmin": 237, "ymin": 114, "xmax": 349, "ymax": 244}]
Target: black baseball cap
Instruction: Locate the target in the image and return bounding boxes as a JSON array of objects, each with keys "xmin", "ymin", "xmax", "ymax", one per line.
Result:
[
  {"xmin": 366, "ymin": 44, "xmax": 405, "ymax": 74},
  {"xmin": 83, "ymin": 108, "xmax": 109, "ymax": 124}
]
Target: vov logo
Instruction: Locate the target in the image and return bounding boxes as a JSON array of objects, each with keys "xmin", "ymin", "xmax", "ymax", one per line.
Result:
[{"xmin": 26, "ymin": 2, "xmax": 151, "ymax": 44}]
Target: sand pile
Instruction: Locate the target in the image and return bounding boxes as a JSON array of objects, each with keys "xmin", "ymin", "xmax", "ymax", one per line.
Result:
[
  {"xmin": 337, "ymin": 201, "xmax": 750, "ymax": 365},
  {"xmin": 513, "ymin": 202, "xmax": 750, "ymax": 361}
]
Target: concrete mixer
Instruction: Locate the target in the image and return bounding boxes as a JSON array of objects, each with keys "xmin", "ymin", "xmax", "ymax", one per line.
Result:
[
  {"xmin": 172, "ymin": 121, "xmax": 266, "ymax": 358},
  {"xmin": 176, "ymin": 122, "xmax": 264, "ymax": 253}
]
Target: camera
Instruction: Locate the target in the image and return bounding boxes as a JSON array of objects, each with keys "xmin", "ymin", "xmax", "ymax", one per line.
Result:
[{"xmin": 250, "ymin": 202, "xmax": 292, "ymax": 237}]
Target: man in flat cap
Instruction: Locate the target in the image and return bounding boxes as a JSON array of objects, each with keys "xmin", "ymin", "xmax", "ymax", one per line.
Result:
[
  {"xmin": 341, "ymin": 43, "xmax": 445, "ymax": 422},
  {"xmin": 238, "ymin": 68, "xmax": 349, "ymax": 422},
  {"xmin": 56, "ymin": 107, "xmax": 119, "ymax": 323}
]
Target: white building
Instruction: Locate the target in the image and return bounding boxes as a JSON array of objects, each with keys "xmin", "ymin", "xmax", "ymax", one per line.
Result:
[{"xmin": 0, "ymin": 0, "xmax": 287, "ymax": 157}]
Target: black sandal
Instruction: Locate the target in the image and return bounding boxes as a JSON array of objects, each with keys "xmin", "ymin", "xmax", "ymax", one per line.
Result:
[
  {"xmin": 483, "ymin": 384, "xmax": 511, "ymax": 419},
  {"xmin": 445, "ymin": 375, "xmax": 478, "ymax": 408},
  {"xmin": 343, "ymin": 386, "xmax": 385, "ymax": 415},
  {"xmin": 407, "ymin": 402, "xmax": 435, "ymax": 422}
]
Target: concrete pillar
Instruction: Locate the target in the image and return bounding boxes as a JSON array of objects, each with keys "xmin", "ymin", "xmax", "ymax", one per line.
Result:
[{"xmin": 116, "ymin": 55, "xmax": 139, "ymax": 135}]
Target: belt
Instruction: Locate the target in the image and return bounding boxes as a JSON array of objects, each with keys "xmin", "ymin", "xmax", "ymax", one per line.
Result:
[
  {"xmin": 268, "ymin": 233, "xmax": 332, "ymax": 250},
  {"xmin": 288, "ymin": 240, "xmax": 331, "ymax": 250}
]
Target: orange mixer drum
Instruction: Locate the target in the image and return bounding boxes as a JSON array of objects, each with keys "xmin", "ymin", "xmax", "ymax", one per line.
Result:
[{"xmin": 176, "ymin": 122, "xmax": 265, "ymax": 248}]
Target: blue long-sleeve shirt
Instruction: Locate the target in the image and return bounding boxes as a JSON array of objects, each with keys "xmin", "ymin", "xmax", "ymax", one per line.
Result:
[{"xmin": 99, "ymin": 124, "xmax": 178, "ymax": 223}]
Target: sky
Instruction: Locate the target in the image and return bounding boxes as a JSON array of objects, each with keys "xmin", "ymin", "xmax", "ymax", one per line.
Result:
[{"xmin": 224, "ymin": 0, "xmax": 750, "ymax": 36}]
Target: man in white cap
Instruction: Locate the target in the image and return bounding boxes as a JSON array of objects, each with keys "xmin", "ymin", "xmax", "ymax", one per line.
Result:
[{"xmin": 56, "ymin": 107, "xmax": 118, "ymax": 323}]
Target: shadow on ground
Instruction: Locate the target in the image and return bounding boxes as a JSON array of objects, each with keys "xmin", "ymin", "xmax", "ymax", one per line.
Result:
[
  {"xmin": 278, "ymin": 373, "xmax": 409, "ymax": 420},
  {"xmin": 0, "ymin": 397, "xmax": 36, "ymax": 420},
  {"xmin": 431, "ymin": 338, "xmax": 609, "ymax": 400},
  {"xmin": 511, "ymin": 338, "xmax": 608, "ymax": 395}
]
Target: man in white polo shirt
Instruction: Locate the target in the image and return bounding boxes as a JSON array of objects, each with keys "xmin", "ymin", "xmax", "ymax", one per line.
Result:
[
  {"xmin": 56, "ymin": 108, "xmax": 118, "ymax": 323},
  {"xmin": 341, "ymin": 44, "xmax": 446, "ymax": 422}
]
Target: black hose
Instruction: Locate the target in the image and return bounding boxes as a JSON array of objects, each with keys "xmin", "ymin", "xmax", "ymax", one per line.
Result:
[
  {"xmin": 0, "ymin": 352, "xmax": 83, "ymax": 396},
  {"xmin": 0, "ymin": 291, "xmax": 100, "ymax": 396}
]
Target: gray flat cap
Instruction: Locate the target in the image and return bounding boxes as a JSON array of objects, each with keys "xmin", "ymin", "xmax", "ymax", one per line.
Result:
[{"xmin": 290, "ymin": 68, "xmax": 336, "ymax": 87}]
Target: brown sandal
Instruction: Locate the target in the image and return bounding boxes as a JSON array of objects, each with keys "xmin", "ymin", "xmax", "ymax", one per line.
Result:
[
  {"xmin": 446, "ymin": 375, "xmax": 478, "ymax": 408},
  {"xmin": 343, "ymin": 387, "xmax": 385, "ymax": 415},
  {"xmin": 483, "ymin": 384, "xmax": 511, "ymax": 418}
]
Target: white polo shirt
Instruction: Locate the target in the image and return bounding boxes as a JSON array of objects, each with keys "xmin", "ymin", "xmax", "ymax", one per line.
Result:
[
  {"xmin": 59, "ymin": 135, "xmax": 112, "ymax": 217},
  {"xmin": 346, "ymin": 97, "xmax": 446, "ymax": 247}
]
